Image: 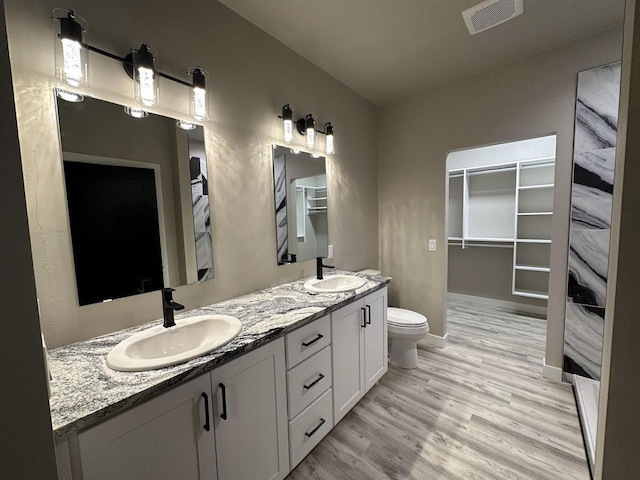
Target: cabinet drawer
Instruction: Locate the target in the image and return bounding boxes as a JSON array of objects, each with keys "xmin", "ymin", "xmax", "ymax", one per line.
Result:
[
  {"xmin": 286, "ymin": 315, "xmax": 330, "ymax": 368},
  {"xmin": 287, "ymin": 346, "xmax": 332, "ymax": 418},
  {"xmin": 289, "ymin": 388, "xmax": 333, "ymax": 469}
]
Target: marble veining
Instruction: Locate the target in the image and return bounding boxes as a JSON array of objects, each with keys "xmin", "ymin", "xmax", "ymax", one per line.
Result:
[
  {"xmin": 570, "ymin": 148, "xmax": 616, "ymax": 230},
  {"xmin": 564, "ymin": 303, "xmax": 605, "ymax": 380},
  {"xmin": 567, "ymin": 229, "xmax": 610, "ymax": 307},
  {"xmin": 48, "ymin": 271, "xmax": 390, "ymax": 438},
  {"xmin": 574, "ymin": 62, "xmax": 621, "ymax": 154}
]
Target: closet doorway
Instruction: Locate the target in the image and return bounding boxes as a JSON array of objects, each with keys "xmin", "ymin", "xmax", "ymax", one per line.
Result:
[{"xmin": 445, "ymin": 135, "xmax": 557, "ymax": 349}]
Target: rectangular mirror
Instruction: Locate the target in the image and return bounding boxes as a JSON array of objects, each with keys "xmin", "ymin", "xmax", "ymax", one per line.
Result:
[
  {"xmin": 271, "ymin": 145, "xmax": 328, "ymax": 265},
  {"xmin": 55, "ymin": 93, "xmax": 213, "ymax": 305}
]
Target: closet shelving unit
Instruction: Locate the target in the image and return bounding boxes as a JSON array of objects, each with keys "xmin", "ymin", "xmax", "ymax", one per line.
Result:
[
  {"xmin": 448, "ymin": 156, "xmax": 555, "ymax": 300},
  {"xmin": 296, "ymin": 185, "xmax": 327, "ymax": 216}
]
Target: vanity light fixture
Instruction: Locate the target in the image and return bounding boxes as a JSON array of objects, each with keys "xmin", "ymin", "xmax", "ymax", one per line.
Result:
[
  {"xmin": 124, "ymin": 106, "xmax": 149, "ymax": 119},
  {"xmin": 53, "ymin": 9, "xmax": 209, "ymax": 120},
  {"xmin": 176, "ymin": 120, "xmax": 197, "ymax": 130},
  {"xmin": 53, "ymin": 9, "xmax": 90, "ymax": 88},
  {"xmin": 56, "ymin": 88, "xmax": 84, "ymax": 103},
  {"xmin": 325, "ymin": 122, "xmax": 335, "ymax": 155},
  {"xmin": 311, "ymin": 153, "xmax": 321, "ymax": 159},
  {"xmin": 291, "ymin": 148, "xmax": 301, "ymax": 154},
  {"xmin": 282, "ymin": 104, "xmax": 294, "ymax": 143},
  {"xmin": 278, "ymin": 105, "xmax": 334, "ymax": 155},
  {"xmin": 189, "ymin": 67, "xmax": 209, "ymax": 121}
]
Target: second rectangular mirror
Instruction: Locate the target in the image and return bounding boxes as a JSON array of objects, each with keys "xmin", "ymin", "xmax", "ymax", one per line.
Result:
[{"xmin": 272, "ymin": 146, "xmax": 328, "ymax": 265}]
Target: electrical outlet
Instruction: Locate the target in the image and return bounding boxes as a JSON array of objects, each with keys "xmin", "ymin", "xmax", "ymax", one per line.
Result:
[
  {"xmin": 428, "ymin": 239, "xmax": 436, "ymax": 251},
  {"xmin": 328, "ymin": 245, "xmax": 334, "ymax": 258}
]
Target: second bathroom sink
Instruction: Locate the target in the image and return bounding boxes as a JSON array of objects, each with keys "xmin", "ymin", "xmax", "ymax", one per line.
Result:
[{"xmin": 304, "ymin": 274, "xmax": 366, "ymax": 294}]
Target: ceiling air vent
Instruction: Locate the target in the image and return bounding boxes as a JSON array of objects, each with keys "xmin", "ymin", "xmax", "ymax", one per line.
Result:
[{"xmin": 462, "ymin": 0, "xmax": 524, "ymax": 35}]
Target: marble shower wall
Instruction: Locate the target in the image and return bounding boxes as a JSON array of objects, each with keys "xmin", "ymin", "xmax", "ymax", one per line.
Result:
[{"xmin": 564, "ymin": 62, "xmax": 621, "ymax": 380}]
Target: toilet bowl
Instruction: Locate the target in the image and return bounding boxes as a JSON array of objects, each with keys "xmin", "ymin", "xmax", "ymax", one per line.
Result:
[{"xmin": 358, "ymin": 269, "xmax": 429, "ymax": 370}]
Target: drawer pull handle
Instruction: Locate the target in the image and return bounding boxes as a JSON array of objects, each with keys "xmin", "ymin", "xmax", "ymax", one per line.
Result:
[
  {"xmin": 366, "ymin": 305, "xmax": 372, "ymax": 325},
  {"xmin": 219, "ymin": 383, "xmax": 228, "ymax": 420},
  {"xmin": 361, "ymin": 307, "xmax": 367, "ymax": 328},
  {"xmin": 202, "ymin": 392, "xmax": 211, "ymax": 431},
  {"xmin": 302, "ymin": 334, "xmax": 324, "ymax": 347},
  {"xmin": 305, "ymin": 418, "xmax": 326, "ymax": 438},
  {"xmin": 303, "ymin": 373, "xmax": 325, "ymax": 390}
]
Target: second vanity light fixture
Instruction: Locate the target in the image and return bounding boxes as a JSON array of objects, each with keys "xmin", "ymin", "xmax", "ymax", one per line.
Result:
[
  {"xmin": 280, "ymin": 104, "xmax": 335, "ymax": 156},
  {"xmin": 53, "ymin": 9, "xmax": 209, "ymax": 127}
]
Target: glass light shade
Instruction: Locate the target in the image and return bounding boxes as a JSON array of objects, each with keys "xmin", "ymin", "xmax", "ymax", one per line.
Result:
[
  {"xmin": 305, "ymin": 114, "xmax": 316, "ymax": 150},
  {"xmin": 124, "ymin": 106, "xmax": 149, "ymax": 118},
  {"xmin": 56, "ymin": 89, "xmax": 84, "ymax": 103},
  {"xmin": 177, "ymin": 120, "xmax": 197, "ymax": 130},
  {"xmin": 281, "ymin": 104, "xmax": 294, "ymax": 144},
  {"xmin": 53, "ymin": 10, "xmax": 89, "ymax": 88},
  {"xmin": 189, "ymin": 67, "xmax": 208, "ymax": 121},
  {"xmin": 132, "ymin": 43, "xmax": 159, "ymax": 108},
  {"xmin": 325, "ymin": 123, "xmax": 335, "ymax": 155},
  {"xmin": 311, "ymin": 153, "xmax": 321, "ymax": 158}
]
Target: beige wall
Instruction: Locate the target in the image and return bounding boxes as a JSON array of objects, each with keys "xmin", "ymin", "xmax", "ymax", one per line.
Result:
[
  {"xmin": 0, "ymin": 0, "xmax": 57, "ymax": 476},
  {"xmin": 378, "ymin": 27, "xmax": 623, "ymax": 368},
  {"xmin": 5, "ymin": 0, "xmax": 378, "ymax": 348},
  {"xmin": 596, "ymin": 0, "xmax": 640, "ymax": 476}
]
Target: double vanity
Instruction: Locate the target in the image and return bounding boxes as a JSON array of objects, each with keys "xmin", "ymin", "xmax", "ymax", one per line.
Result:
[{"xmin": 51, "ymin": 272, "xmax": 390, "ymax": 480}]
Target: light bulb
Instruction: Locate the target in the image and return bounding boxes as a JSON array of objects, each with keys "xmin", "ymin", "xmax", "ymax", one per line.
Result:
[
  {"xmin": 311, "ymin": 153, "xmax": 321, "ymax": 159},
  {"xmin": 138, "ymin": 67, "xmax": 156, "ymax": 107},
  {"xmin": 53, "ymin": 10, "xmax": 89, "ymax": 88},
  {"xmin": 291, "ymin": 149, "xmax": 301, "ymax": 154}
]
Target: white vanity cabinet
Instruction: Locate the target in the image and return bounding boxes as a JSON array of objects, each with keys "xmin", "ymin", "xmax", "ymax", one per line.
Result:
[
  {"xmin": 209, "ymin": 338, "xmax": 289, "ymax": 480},
  {"xmin": 332, "ymin": 287, "xmax": 388, "ymax": 423},
  {"xmin": 77, "ymin": 374, "xmax": 216, "ymax": 480}
]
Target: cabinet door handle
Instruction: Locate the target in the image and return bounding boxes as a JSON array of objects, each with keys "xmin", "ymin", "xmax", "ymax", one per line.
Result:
[
  {"xmin": 305, "ymin": 418, "xmax": 326, "ymax": 438},
  {"xmin": 302, "ymin": 333, "xmax": 324, "ymax": 347},
  {"xmin": 303, "ymin": 373, "xmax": 325, "ymax": 390},
  {"xmin": 219, "ymin": 383, "xmax": 228, "ymax": 420},
  {"xmin": 366, "ymin": 305, "xmax": 372, "ymax": 325},
  {"xmin": 201, "ymin": 392, "xmax": 211, "ymax": 432},
  {"xmin": 361, "ymin": 307, "xmax": 367, "ymax": 328}
]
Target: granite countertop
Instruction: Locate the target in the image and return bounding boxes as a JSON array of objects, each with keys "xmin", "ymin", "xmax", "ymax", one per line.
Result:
[{"xmin": 48, "ymin": 271, "xmax": 391, "ymax": 438}]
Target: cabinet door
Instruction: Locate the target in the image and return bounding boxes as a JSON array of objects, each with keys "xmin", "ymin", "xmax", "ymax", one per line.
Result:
[
  {"xmin": 78, "ymin": 375, "xmax": 216, "ymax": 480},
  {"xmin": 331, "ymin": 298, "xmax": 365, "ymax": 424},
  {"xmin": 364, "ymin": 287, "xmax": 388, "ymax": 391},
  {"xmin": 210, "ymin": 338, "xmax": 289, "ymax": 480}
]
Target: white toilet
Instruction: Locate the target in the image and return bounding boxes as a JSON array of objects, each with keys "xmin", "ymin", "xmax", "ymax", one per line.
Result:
[{"xmin": 359, "ymin": 270, "xmax": 430, "ymax": 369}]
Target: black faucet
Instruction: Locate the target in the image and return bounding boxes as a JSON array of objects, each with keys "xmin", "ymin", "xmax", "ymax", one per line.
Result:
[
  {"xmin": 162, "ymin": 288, "xmax": 184, "ymax": 328},
  {"xmin": 316, "ymin": 256, "xmax": 335, "ymax": 280}
]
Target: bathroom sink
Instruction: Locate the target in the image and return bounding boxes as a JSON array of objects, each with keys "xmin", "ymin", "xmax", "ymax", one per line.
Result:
[
  {"xmin": 304, "ymin": 274, "xmax": 366, "ymax": 294},
  {"xmin": 106, "ymin": 315, "xmax": 243, "ymax": 372}
]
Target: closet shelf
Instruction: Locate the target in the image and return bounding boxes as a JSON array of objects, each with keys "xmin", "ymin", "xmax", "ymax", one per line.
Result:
[
  {"xmin": 517, "ymin": 212, "xmax": 553, "ymax": 216},
  {"xmin": 515, "ymin": 265, "xmax": 551, "ymax": 272},
  {"xmin": 518, "ymin": 184, "xmax": 554, "ymax": 190},
  {"xmin": 308, "ymin": 197, "xmax": 327, "ymax": 201},
  {"xmin": 513, "ymin": 289, "xmax": 549, "ymax": 300},
  {"xmin": 516, "ymin": 239, "xmax": 551, "ymax": 244},
  {"xmin": 465, "ymin": 237, "xmax": 514, "ymax": 242}
]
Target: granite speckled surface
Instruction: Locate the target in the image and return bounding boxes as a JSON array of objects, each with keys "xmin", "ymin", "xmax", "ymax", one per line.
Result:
[{"xmin": 48, "ymin": 271, "xmax": 390, "ymax": 438}]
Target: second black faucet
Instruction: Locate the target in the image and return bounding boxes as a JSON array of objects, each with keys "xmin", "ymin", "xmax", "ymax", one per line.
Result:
[{"xmin": 316, "ymin": 256, "xmax": 335, "ymax": 280}]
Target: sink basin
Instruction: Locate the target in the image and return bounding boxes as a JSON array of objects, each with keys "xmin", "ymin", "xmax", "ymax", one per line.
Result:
[
  {"xmin": 304, "ymin": 274, "xmax": 366, "ymax": 294},
  {"xmin": 107, "ymin": 315, "xmax": 243, "ymax": 372}
]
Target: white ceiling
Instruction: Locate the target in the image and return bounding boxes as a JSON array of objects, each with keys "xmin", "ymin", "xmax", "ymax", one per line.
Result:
[{"xmin": 219, "ymin": 0, "xmax": 625, "ymax": 105}]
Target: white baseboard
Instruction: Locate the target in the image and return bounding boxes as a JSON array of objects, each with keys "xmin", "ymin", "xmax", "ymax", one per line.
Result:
[
  {"xmin": 418, "ymin": 332, "xmax": 449, "ymax": 349},
  {"xmin": 542, "ymin": 357, "xmax": 564, "ymax": 382},
  {"xmin": 447, "ymin": 292, "xmax": 547, "ymax": 318}
]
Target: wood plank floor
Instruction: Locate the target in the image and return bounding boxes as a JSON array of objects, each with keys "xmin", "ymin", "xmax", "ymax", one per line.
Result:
[{"xmin": 287, "ymin": 299, "xmax": 589, "ymax": 480}]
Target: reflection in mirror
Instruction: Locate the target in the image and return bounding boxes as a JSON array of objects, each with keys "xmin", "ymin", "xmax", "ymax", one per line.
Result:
[
  {"xmin": 272, "ymin": 146, "xmax": 328, "ymax": 265},
  {"xmin": 55, "ymin": 93, "xmax": 213, "ymax": 306}
]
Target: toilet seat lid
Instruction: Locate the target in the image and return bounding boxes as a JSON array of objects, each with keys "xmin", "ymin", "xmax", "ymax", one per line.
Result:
[{"xmin": 387, "ymin": 307, "xmax": 428, "ymax": 327}]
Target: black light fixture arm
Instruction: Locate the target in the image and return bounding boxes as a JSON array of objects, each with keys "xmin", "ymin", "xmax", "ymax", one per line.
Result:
[{"xmin": 85, "ymin": 44, "xmax": 192, "ymax": 88}]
